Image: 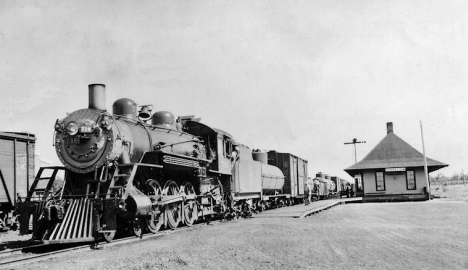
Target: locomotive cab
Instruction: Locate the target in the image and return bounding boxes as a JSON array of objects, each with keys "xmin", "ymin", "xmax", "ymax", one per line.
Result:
[{"xmin": 182, "ymin": 119, "xmax": 234, "ymax": 175}]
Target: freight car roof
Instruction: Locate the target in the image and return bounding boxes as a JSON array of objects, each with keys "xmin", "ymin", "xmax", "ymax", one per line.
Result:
[
  {"xmin": 0, "ymin": 132, "xmax": 36, "ymax": 141},
  {"xmin": 267, "ymin": 150, "xmax": 308, "ymax": 162}
]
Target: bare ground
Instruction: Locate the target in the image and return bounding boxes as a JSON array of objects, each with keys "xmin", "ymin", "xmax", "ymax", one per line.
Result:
[{"xmin": 8, "ymin": 200, "xmax": 468, "ymax": 270}]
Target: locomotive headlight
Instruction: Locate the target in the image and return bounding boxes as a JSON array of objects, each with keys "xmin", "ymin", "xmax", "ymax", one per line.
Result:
[{"xmin": 65, "ymin": 122, "xmax": 79, "ymax": 136}]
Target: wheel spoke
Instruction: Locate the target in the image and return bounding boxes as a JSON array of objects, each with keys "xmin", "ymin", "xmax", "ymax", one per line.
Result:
[
  {"xmin": 146, "ymin": 210, "xmax": 163, "ymax": 233},
  {"xmin": 145, "ymin": 179, "xmax": 162, "ymax": 198},
  {"xmin": 184, "ymin": 201, "xmax": 198, "ymax": 226},
  {"xmin": 166, "ymin": 202, "xmax": 181, "ymax": 229},
  {"xmin": 143, "ymin": 179, "xmax": 163, "ymax": 233},
  {"xmin": 181, "ymin": 182, "xmax": 198, "ymax": 226},
  {"xmin": 163, "ymin": 181, "xmax": 181, "ymax": 229}
]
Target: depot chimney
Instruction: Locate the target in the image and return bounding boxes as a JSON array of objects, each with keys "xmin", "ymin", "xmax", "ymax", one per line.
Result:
[
  {"xmin": 387, "ymin": 122, "xmax": 393, "ymax": 134},
  {"xmin": 88, "ymin": 84, "xmax": 106, "ymax": 110}
]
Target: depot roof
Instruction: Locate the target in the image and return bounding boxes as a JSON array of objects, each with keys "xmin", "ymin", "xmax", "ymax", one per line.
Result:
[{"xmin": 344, "ymin": 127, "xmax": 448, "ymax": 176}]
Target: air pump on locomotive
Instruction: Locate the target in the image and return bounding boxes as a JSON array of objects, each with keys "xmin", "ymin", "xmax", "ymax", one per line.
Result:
[{"xmin": 19, "ymin": 84, "xmax": 292, "ymax": 244}]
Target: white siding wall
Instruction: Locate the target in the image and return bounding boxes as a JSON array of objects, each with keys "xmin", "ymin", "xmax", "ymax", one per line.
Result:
[{"xmin": 363, "ymin": 168, "xmax": 428, "ymax": 194}]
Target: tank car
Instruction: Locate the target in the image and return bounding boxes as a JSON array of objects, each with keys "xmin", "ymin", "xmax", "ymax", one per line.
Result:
[
  {"xmin": 311, "ymin": 172, "xmax": 336, "ymax": 200},
  {"xmin": 17, "ymin": 84, "xmax": 290, "ymax": 244},
  {"xmin": 225, "ymin": 148, "xmax": 287, "ymax": 214}
]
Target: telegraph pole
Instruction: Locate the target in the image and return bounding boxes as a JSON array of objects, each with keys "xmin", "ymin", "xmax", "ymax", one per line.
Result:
[
  {"xmin": 420, "ymin": 121, "xmax": 430, "ymax": 197},
  {"xmin": 344, "ymin": 138, "xmax": 366, "ymax": 164}
]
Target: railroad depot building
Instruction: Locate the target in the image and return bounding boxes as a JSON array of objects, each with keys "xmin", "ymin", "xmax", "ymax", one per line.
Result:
[{"xmin": 344, "ymin": 122, "xmax": 448, "ymax": 202}]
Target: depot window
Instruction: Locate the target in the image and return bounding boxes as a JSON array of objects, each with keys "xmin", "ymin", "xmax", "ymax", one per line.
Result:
[
  {"xmin": 375, "ymin": 171, "xmax": 385, "ymax": 191},
  {"xmin": 406, "ymin": 170, "xmax": 416, "ymax": 190}
]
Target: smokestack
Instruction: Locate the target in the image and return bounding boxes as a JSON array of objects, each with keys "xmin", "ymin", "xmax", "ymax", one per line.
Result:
[
  {"xmin": 387, "ymin": 122, "xmax": 393, "ymax": 134},
  {"xmin": 88, "ymin": 84, "xmax": 106, "ymax": 110}
]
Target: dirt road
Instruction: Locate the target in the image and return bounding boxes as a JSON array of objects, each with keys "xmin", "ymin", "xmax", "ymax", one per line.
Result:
[{"xmin": 15, "ymin": 200, "xmax": 468, "ymax": 269}]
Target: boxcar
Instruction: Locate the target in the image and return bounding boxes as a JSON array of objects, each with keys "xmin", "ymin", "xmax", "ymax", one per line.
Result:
[
  {"xmin": 0, "ymin": 132, "xmax": 35, "ymax": 231},
  {"xmin": 267, "ymin": 151, "xmax": 308, "ymax": 203}
]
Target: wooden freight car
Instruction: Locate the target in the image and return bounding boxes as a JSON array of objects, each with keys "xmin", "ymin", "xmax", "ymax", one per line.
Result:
[
  {"xmin": 267, "ymin": 151, "xmax": 308, "ymax": 204},
  {"xmin": 0, "ymin": 132, "xmax": 35, "ymax": 231}
]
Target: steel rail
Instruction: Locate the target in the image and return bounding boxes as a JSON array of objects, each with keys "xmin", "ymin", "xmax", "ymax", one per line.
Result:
[
  {"xmin": 0, "ymin": 221, "xmax": 218, "ymax": 268},
  {"xmin": 0, "ymin": 243, "xmax": 46, "ymax": 257}
]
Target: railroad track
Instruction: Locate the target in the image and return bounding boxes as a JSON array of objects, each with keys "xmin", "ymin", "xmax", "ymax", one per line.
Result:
[
  {"xmin": 0, "ymin": 243, "xmax": 45, "ymax": 259},
  {"xmin": 0, "ymin": 205, "xmax": 296, "ymax": 267},
  {"xmin": 0, "ymin": 221, "xmax": 216, "ymax": 268}
]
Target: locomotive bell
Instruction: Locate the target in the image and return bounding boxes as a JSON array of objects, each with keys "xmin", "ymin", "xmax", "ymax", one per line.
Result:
[{"xmin": 138, "ymin": 105, "xmax": 152, "ymax": 121}]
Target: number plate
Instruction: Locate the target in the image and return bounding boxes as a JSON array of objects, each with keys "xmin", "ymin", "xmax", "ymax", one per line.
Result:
[
  {"xmin": 79, "ymin": 126, "xmax": 93, "ymax": 133},
  {"xmin": 68, "ymin": 137, "xmax": 80, "ymax": 144}
]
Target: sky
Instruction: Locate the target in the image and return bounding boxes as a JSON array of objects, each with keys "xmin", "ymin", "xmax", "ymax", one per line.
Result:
[{"xmin": 1, "ymin": 0, "xmax": 467, "ymax": 180}]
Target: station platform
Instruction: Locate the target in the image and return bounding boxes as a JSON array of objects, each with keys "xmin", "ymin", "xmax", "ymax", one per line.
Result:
[{"xmin": 255, "ymin": 197, "xmax": 362, "ymax": 219}]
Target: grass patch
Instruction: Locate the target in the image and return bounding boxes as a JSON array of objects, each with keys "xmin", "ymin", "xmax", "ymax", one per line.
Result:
[{"xmin": 431, "ymin": 184, "xmax": 468, "ymax": 202}]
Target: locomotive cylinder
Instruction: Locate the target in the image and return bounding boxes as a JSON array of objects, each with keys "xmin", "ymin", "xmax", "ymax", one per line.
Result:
[
  {"xmin": 126, "ymin": 193, "xmax": 153, "ymax": 217},
  {"xmin": 88, "ymin": 84, "xmax": 106, "ymax": 110}
]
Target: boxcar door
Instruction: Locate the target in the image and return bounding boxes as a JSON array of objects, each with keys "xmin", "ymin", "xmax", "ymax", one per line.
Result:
[
  {"xmin": 291, "ymin": 156, "xmax": 298, "ymax": 196},
  {"xmin": 297, "ymin": 159, "xmax": 305, "ymax": 195},
  {"xmin": 15, "ymin": 141, "xmax": 29, "ymax": 201},
  {"xmin": 0, "ymin": 139, "xmax": 14, "ymax": 207}
]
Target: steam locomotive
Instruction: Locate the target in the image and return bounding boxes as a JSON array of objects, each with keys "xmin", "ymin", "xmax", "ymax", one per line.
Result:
[{"xmin": 18, "ymin": 84, "xmax": 308, "ymax": 244}]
